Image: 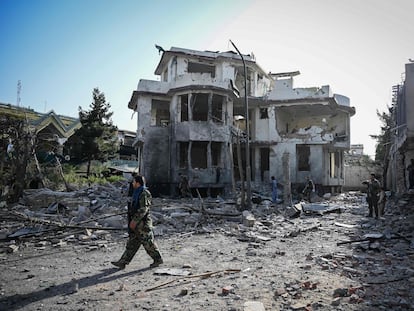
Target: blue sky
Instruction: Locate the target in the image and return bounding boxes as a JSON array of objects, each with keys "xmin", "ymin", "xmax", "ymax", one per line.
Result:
[{"xmin": 1, "ymin": 0, "xmax": 413, "ymax": 157}]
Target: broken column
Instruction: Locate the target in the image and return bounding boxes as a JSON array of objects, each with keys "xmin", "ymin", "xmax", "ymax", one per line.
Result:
[{"xmin": 283, "ymin": 152, "xmax": 292, "ymax": 205}]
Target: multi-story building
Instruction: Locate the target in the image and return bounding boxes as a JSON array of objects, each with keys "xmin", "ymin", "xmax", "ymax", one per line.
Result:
[
  {"xmin": 128, "ymin": 47, "xmax": 355, "ymax": 197},
  {"xmin": 387, "ymin": 62, "xmax": 414, "ymax": 194}
]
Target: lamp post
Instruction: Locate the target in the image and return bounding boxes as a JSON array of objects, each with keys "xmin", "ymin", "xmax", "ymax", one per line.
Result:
[{"xmin": 230, "ymin": 40, "xmax": 251, "ymax": 209}]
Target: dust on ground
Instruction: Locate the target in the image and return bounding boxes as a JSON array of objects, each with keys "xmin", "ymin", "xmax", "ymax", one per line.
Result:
[{"xmin": 0, "ymin": 187, "xmax": 413, "ymax": 311}]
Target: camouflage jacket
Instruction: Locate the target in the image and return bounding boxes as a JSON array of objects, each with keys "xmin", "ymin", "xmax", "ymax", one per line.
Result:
[
  {"xmin": 130, "ymin": 188, "xmax": 153, "ymax": 232},
  {"xmin": 367, "ymin": 179, "xmax": 380, "ymax": 198}
]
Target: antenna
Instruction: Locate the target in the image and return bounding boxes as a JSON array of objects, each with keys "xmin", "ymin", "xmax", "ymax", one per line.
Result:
[{"xmin": 17, "ymin": 80, "xmax": 21, "ymax": 106}]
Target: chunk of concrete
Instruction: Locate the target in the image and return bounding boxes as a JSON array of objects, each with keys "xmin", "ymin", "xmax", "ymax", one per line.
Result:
[{"xmin": 243, "ymin": 301, "xmax": 265, "ymax": 311}]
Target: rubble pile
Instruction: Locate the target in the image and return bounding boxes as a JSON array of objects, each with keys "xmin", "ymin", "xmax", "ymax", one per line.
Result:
[{"xmin": 0, "ymin": 186, "xmax": 413, "ymax": 310}]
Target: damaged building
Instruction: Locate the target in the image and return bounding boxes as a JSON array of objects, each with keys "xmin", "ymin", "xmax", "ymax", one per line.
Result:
[
  {"xmin": 128, "ymin": 47, "xmax": 355, "ymax": 197},
  {"xmin": 386, "ymin": 62, "xmax": 414, "ymax": 194}
]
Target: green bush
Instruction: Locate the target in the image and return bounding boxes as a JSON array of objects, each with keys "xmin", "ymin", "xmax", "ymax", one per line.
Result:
[{"xmin": 62, "ymin": 162, "xmax": 125, "ymax": 186}]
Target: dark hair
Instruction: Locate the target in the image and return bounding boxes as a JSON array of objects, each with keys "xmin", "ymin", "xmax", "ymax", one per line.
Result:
[{"xmin": 133, "ymin": 175, "xmax": 145, "ymax": 185}]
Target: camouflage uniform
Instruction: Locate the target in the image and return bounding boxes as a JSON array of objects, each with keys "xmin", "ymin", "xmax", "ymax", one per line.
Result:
[
  {"xmin": 114, "ymin": 186, "xmax": 162, "ymax": 268},
  {"xmin": 364, "ymin": 175, "xmax": 381, "ymax": 218},
  {"xmin": 302, "ymin": 177, "xmax": 315, "ymax": 202}
]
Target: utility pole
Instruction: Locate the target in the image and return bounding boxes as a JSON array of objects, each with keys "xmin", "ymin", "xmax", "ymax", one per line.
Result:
[
  {"xmin": 17, "ymin": 80, "xmax": 21, "ymax": 106},
  {"xmin": 230, "ymin": 40, "xmax": 251, "ymax": 209}
]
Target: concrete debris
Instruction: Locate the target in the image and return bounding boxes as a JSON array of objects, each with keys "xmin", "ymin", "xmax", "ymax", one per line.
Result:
[
  {"xmin": 243, "ymin": 301, "xmax": 265, "ymax": 311},
  {"xmin": 302, "ymin": 203, "xmax": 342, "ymax": 215},
  {"xmin": 242, "ymin": 210, "xmax": 256, "ymax": 227},
  {"xmin": 1, "ymin": 184, "xmax": 414, "ymax": 310},
  {"xmin": 154, "ymin": 268, "xmax": 191, "ymax": 276}
]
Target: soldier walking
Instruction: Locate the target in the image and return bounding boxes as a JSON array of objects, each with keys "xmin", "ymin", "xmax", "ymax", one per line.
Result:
[{"xmin": 111, "ymin": 175, "xmax": 163, "ymax": 269}]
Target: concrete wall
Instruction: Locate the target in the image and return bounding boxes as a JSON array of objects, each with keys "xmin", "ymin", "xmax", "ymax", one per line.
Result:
[
  {"xmin": 142, "ymin": 127, "xmax": 170, "ymax": 184},
  {"xmin": 405, "ymin": 63, "xmax": 414, "ymax": 137},
  {"xmin": 344, "ymin": 164, "xmax": 373, "ymax": 190}
]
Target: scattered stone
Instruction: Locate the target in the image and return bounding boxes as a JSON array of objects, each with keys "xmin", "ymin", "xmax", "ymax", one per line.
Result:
[
  {"xmin": 290, "ymin": 302, "xmax": 308, "ymax": 310},
  {"xmin": 178, "ymin": 288, "xmax": 188, "ymax": 296},
  {"xmin": 274, "ymin": 288, "xmax": 287, "ymax": 297},
  {"xmin": 333, "ymin": 288, "xmax": 350, "ymax": 297},
  {"xmin": 331, "ymin": 297, "xmax": 341, "ymax": 306},
  {"xmin": 221, "ymin": 285, "xmax": 234, "ymax": 295},
  {"xmin": 242, "ymin": 211, "xmax": 255, "ymax": 227},
  {"xmin": 154, "ymin": 268, "xmax": 191, "ymax": 276},
  {"xmin": 7, "ymin": 244, "xmax": 19, "ymax": 253},
  {"xmin": 243, "ymin": 301, "xmax": 265, "ymax": 311}
]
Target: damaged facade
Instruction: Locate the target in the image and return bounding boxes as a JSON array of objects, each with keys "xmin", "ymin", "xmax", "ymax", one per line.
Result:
[
  {"xmin": 386, "ymin": 62, "xmax": 414, "ymax": 194},
  {"xmin": 128, "ymin": 47, "xmax": 355, "ymax": 197}
]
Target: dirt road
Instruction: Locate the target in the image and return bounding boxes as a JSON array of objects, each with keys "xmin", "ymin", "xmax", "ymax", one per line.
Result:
[{"xmin": 1, "ymin": 193, "xmax": 413, "ymax": 311}]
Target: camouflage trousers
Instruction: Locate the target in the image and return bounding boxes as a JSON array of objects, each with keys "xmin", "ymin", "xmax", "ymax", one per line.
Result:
[{"xmin": 120, "ymin": 230, "xmax": 162, "ymax": 264}]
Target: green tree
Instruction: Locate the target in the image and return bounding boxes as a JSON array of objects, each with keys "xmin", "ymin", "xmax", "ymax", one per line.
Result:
[
  {"xmin": 370, "ymin": 108, "xmax": 392, "ymax": 162},
  {"xmin": 65, "ymin": 88, "xmax": 118, "ymax": 177},
  {"xmin": 0, "ymin": 115, "xmax": 34, "ymax": 202},
  {"xmin": 370, "ymin": 107, "xmax": 393, "ymax": 186}
]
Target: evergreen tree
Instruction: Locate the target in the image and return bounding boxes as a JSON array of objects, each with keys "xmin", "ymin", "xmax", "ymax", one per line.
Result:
[{"xmin": 65, "ymin": 88, "xmax": 118, "ymax": 176}]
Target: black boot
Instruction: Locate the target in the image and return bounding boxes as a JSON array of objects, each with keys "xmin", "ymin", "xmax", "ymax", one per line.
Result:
[
  {"xmin": 111, "ymin": 260, "xmax": 127, "ymax": 269},
  {"xmin": 150, "ymin": 255, "xmax": 163, "ymax": 268}
]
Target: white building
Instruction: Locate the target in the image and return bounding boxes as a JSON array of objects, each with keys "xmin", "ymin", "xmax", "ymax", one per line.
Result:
[{"xmin": 128, "ymin": 47, "xmax": 355, "ymax": 197}]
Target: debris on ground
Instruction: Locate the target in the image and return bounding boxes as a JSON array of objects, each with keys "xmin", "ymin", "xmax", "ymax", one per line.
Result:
[{"xmin": 0, "ymin": 184, "xmax": 413, "ymax": 310}]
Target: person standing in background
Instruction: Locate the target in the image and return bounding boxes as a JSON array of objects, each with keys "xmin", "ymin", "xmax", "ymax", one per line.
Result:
[
  {"xmin": 271, "ymin": 176, "xmax": 278, "ymax": 204},
  {"xmin": 407, "ymin": 159, "xmax": 414, "ymax": 189},
  {"xmin": 362, "ymin": 173, "xmax": 381, "ymax": 218},
  {"xmin": 302, "ymin": 176, "xmax": 315, "ymax": 202}
]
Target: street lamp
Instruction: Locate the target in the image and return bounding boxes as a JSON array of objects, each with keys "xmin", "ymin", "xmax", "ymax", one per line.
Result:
[{"xmin": 230, "ymin": 40, "xmax": 251, "ymax": 209}]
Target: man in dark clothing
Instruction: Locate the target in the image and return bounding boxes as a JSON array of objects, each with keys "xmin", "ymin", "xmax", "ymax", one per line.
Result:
[
  {"xmin": 302, "ymin": 176, "xmax": 315, "ymax": 202},
  {"xmin": 111, "ymin": 175, "xmax": 163, "ymax": 269},
  {"xmin": 271, "ymin": 176, "xmax": 278, "ymax": 204},
  {"xmin": 126, "ymin": 172, "xmax": 137, "ymax": 235},
  {"xmin": 178, "ymin": 173, "xmax": 192, "ymax": 198},
  {"xmin": 362, "ymin": 173, "xmax": 381, "ymax": 218}
]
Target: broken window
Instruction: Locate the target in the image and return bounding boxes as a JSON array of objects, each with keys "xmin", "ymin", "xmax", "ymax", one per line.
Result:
[
  {"xmin": 188, "ymin": 62, "xmax": 215, "ymax": 78},
  {"xmin": 260, "ymin": 108, "xmax": 268, "ymax": 119},
  {"xmin": 151, "ymin": 99, "xmax": 170, "ymax": 126},
  {"xmin": 179, "ymin": 142, "xmax": 189, "ymax": 168},
  {"xmin": 180, "ymin": 94, "xmax": 189, "ymax": 121},
  {"xmin": 191, "ymin": 93, "xmax": 208, "ymax": 121},
  {"xmin": 191, "ymin": 141, "xmax": 208, "ymax": 168},
  {"xmin": 260, "ymin": 148, "xmax": 269, "ymax": 180},
  {"xmin": 211, "ymin": 142, "xmax": 221, "ymax": 166},
  {"xmin": 212, "ymin": 94, "xmax": 223, "ymax": 123},
  {"xmin": 297, "ymin": 145, "xmax": 310, "ymax": 171}
]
